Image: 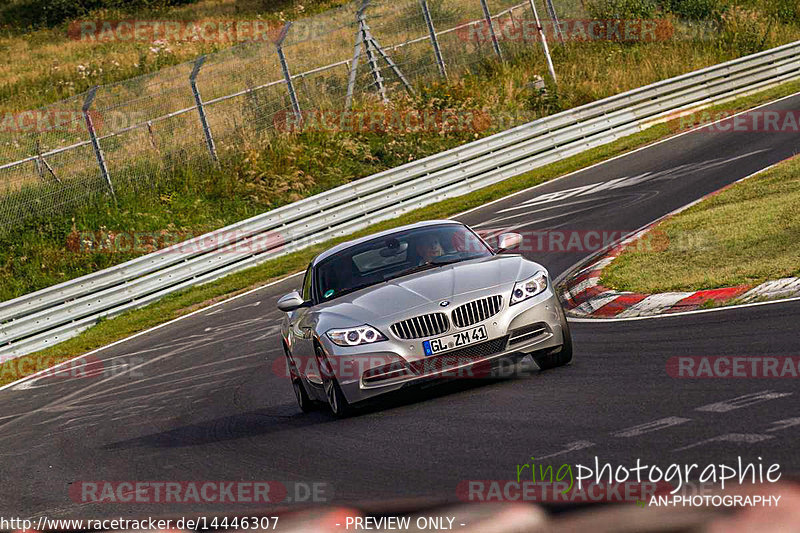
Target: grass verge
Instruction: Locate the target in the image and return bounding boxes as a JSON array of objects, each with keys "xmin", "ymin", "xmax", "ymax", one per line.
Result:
[
  {"xmin": 601, "ymin": 152, "xmax": 800, "ymax": 294},
  {"xmin": 1, "ymin": 79, "xmax": 799, "ymax": 386}
]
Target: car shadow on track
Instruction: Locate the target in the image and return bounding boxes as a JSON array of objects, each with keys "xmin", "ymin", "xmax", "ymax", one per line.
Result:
[
  {"xmin": 104, "ymin": 359, "xmax": 562, "ymax": 450},
  {"xmin": 103, "ymin": 404, "xmax": 339, "ymax": 449}
]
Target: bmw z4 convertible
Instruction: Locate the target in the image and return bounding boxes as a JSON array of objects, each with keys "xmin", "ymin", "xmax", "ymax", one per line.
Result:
[{"xmin": 277, "ymin": 220, "xmax": 572, "ymax": 417}]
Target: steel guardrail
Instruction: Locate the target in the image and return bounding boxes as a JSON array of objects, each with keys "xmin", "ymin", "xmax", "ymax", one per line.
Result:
[{"xmin": 1, "ymin": 41, "xmax": 799, "ymax": 360}]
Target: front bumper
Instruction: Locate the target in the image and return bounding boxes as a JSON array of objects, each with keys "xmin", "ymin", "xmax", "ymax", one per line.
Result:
[{"xmin": 320, "ymin": 288, "xmax": 566, "ymax": 405}]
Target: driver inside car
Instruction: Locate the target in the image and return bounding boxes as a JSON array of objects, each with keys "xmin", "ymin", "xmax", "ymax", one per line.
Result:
[{"xmin": 415, "ymin": 233, "xmax": 446, "ymax": 265}]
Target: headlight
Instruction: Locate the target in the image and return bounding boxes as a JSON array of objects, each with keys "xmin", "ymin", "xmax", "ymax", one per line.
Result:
[
  {"xmin": 326, "ymin": 325, "xmax": 387, "ymax": 346},
  {"xmin": 510, "ymin": 271, "xmax": 548, "ymax": 305}
]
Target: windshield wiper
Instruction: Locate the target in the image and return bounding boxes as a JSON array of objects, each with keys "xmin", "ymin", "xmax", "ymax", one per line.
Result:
[
  {"xmin": 323, "ymin": 282, "xmax": 376, "ymax": 301},
  {"xmin": 387, "ymin": 257, "xmax": 464, "ymax": 281}
]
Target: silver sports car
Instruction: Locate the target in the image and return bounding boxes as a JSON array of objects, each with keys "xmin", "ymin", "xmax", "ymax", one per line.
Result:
[{"xmin": 277, "ymin": 220, "xmax": 572, "ymax": 417}]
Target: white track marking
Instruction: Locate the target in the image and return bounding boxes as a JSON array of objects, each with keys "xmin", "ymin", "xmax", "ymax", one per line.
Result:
[
  {"xmin": 471, "ymin": 196, "xmax": 602, "ymax": 228},
  {"xmin": 696, "ymin": 391, "xmax": 793, "ymax": 413},
  {"xmin": 674, "ymin": 433, "xmax": 774, "ymax": 451},
  {"xmin": 453, "ymin": 91, "xmax": 800, "ymax": 220},
  {"xmin": 205, "ymin": 300, "xmax": 262, "ymax": 316},
  {"xmin": 765, "ymin": 418, "xmax": 800, "ymax": 432},
  {"xmin": 535, "ymin": 441, "xmax": 595, "ymax": 459},
  {"xmin": 612, "ymin": 417, "xmax": 691, "ymax": 438},
  {"xmin": 494, "ymin": 150, "xmax": 769, "ymax": 214}
]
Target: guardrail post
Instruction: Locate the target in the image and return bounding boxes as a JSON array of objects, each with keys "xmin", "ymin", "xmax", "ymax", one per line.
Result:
[
  {"xmin": 189, "ymin": 56, "xmax": 218, "ymax": 163},
  {"xmin": 544, "ymin": 0, "xmax": 565, "ymax": 46},
  {"xmin": 420, "ymin": 0, "xmax": 447, "ymax": 79},
  {"xmin": 83, "ymin": 86, "xmax": 116, "ymax": 202},
  {"xmin": 276, "ymin": 21, "xmax": 302, "ymax": 124},
  {"xmin": 528, "ymin": 0, "xmax": 557, "ymax": 85},
  {"xmin": 479, "ymin": 0, "xmax": 503, "ymax": 61}
]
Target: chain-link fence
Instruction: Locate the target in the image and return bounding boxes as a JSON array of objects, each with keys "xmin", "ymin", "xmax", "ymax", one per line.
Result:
[{"xmin": 0, "ymin": 0, "xmax": 573, "ymax": 233}]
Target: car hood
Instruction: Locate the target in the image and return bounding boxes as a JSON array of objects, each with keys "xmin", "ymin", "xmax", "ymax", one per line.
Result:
[{"xmin": 317, "ymin": 254, "xmax": 544, "ymax": 324}]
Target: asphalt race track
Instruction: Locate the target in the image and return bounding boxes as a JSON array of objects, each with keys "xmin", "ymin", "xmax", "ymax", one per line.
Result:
[{"xmin": 1, "ymin": 94, "xmax": 799, "ymax": 519}]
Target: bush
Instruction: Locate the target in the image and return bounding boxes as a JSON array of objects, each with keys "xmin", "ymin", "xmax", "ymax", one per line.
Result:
[
  {"xmin": 770, "ymin": 0, "xmax": 800, "ymax": 25},
  {"xmin": 0, "ymin": 0, "xmax": 198, "ymax": 28},
  {"xmin": 720, "ymin": 7, "xmax": 771, "ymax": 56},
  {"xmin": 586, "ymin": 0, "xmax": 658, "ymax": 20},
  {"xmin": 660, "ymin": 0, "xmax": 726, "ymax": 21}
]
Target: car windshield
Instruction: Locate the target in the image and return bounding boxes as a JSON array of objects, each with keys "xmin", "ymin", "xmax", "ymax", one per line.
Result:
[{"xmin": 314, "ymin": 224, "xmax": 493, "ymax": 302}]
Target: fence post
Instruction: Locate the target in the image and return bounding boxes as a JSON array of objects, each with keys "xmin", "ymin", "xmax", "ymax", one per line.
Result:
[
  {"xmin": 420, "ymin": 0, "xmax": 447, "ymax": 79},
  {"xmin": 345, "ymin": 11, "xmax": 364, "ymax": 109},
  {"xmin": 528, "ymin": 0, "xmax": 557, "ymax": 85},
  {"xmin": 276, "ymin": 21, "xmax": 302, "ymax": 124},
  {"xmin": 189, "ymin": 56, "xmax": 218, "ymax": 163},
  {"xmin": 83, "ymin": 86, "xmax": 116, "ymax": 202},
  {"xmin": 544, "ymin": 0, "xmax": 565, "ymax": 45},
  {"xmin": 479, "ymin": 0, "xmax": 503, "ymax": 61},
  {"xmin": 358, "ymin": 1, "xmax": 388, "ymax": 104}
]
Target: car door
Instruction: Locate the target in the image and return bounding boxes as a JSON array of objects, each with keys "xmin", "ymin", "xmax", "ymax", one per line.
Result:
[{"xmin": 290, "ymin": 264, "xmax": 322, "ymax": 384}]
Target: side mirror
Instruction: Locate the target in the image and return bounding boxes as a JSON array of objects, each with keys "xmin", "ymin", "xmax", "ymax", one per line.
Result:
[
  {"xmin": 277, "ymin": 291, "xmax": 308, "ymax": 312},
  {"xmin": 496, "ymin": 232, "xmax": 522, "ymax": 253}
]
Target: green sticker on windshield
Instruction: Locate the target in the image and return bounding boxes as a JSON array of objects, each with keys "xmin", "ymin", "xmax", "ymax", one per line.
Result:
[{"xmin": 324, "ymin": 289, "xmax": 335, "ymax": 298}]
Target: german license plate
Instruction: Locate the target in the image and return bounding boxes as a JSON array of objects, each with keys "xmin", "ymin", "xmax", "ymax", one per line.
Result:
[{"xmin": 423, "ymin": 325, "xmax": 488, "ymax": 356}]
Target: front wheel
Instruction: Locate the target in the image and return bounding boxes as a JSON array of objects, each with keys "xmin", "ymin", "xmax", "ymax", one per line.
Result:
[
  {"xmin": 533, "ymin": 307, "xmax": 573, "ymax": 370},
  {"xmin": 324, "ymin": 375, "xmax": 353, "ymax": 418},
  {"xmin": 285, "ymin": 349, "xmax": 318, "ymax": 413},
  {"xmin": 292, "ymin": 377, "xmax": 317, "ymax": 413},
  {"xmin": 315, "ymin": 343, "xmax": 353, "ymax": 418}
]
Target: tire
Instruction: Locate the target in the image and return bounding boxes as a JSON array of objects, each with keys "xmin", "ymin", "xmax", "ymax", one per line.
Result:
[
  {"xmin": 324, "ymin": 375, "xmax": 353, "ymax": 418},
  {"xmin": 315, "ymin": 342, "xmax": 353, "ymax": 418},
  {"xmin": 284, "ymin": 345, "xmax": 318, "ymax": 413},
  {"xmin": 533, "ymin": 306, "xmax": 573, "ymax": 371},
  {"xmin": 292, "ymin": 376, "xmax": 317, "ymax": 413}
]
